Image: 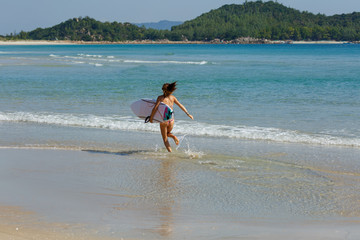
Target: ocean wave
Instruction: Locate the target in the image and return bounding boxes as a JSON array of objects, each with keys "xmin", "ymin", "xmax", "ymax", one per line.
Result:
[
  {"xmin": 1, "ymin": 111, "xmax": 359, "ymax": 148},
  {"xmin": 77, "ymin": 54, "xmax": 103, "ymax": 58},
  {"xmin": 0, "ymin": 111, "xmax": 158, "ymax": 132},
  {"xmin": 49, "ymin": 53, "xmax": 208, "ymax": 65},
  {"xmin": 89, "ymin": 63, "xmax": 103, "ymax": 67},
  {"xmin": 123, "ymin": 60, "xmax": 208, "ymax": 65},
  {"xmin": 175, "ymin": 121, "xmax": 360, "ymax": 148}
]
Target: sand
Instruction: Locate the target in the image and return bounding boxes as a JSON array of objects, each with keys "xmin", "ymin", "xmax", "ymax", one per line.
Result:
[
  {"xmin": 1, "ymin": 147, "xmax": 360, "ymax": 239},
  {"xmin": 0, "ymin": 40, "xmax": 353, "ymax": 45},
  {"xmin": 0, "ymin": 40, "xmax": 76, "ymax": 45},
  {"xmin": 0, "ymin": 40, "xmax": 210, "ymax": 45},
  {"xmin": 0, "ymin": 206, "xmax": 118, "ymax": 240}
]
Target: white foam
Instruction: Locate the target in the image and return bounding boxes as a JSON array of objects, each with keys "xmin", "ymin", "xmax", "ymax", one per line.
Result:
[
  {"xmin": 1, "ymin": 111, "xmax": 359, "ymax": 148},
  {"xmin": 123, "ymin": 59, "xmax": 208, "ymax": 65},
  {"xmin": 64, "ymin": 55, "xmax": 82, "ymax": 59},
  {"xmin": 175, "ymin": 121, "xmax": 360, "ymax": 148},
  {"xmin": 48, "ymin": 53, "xmax": 208, "ymax": 66},
  {"xmin": 0, "ymin": 111, "xmax": 159, "ymax": 132},
  {"xmin": 78, "ymin": 54, "xmax": 103, "ymax": 58},
  {"xmin": 89, "ymin": 63, "xmax": 103, "ymax": 67}
]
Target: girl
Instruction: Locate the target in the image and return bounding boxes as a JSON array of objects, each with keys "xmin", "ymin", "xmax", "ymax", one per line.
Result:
[{"xmin": 149, "ymin": 82, "xmax": 193, "ymax": 152}]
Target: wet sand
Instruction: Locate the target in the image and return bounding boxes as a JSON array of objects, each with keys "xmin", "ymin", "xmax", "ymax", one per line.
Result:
[{"xmin": 1, "ymin": 148, "xmax": 360, "ymax": 239}]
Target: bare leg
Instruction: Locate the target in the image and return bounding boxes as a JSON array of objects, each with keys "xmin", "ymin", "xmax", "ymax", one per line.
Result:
[
  {"xmin": 168, "ymin": 133, "xmax": 179, "ymax": 145},
  {"xmin": 160, "ymin": 122, "xmax": 172, "ymax": 152},
  {"xmin": 167, "ymin": 120, "xmax": 179, "ymax": 145}
]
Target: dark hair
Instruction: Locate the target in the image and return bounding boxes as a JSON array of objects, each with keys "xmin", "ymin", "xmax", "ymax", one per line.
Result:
[{"xmin": 162, "ymin": 81, "xmax": 177, "ymax": 97}]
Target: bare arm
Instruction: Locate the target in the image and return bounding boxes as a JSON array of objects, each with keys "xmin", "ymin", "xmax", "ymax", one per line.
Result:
[
  {"xmin": 174, "ymin": 96, "xmax": 194, "ymax": 120},
  {"xmin": 149, "ymin": 97, "xmax": 161, "ymax": 123}
]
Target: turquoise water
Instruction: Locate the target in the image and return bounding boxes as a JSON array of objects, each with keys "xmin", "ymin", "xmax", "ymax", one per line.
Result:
[
  {"xmin": 1, "ymin": 44, "xmax": 359, "ymax": 148},
  {"xmin": 1, "ymin": 44, "xmax": 360, "ymax": 225}
]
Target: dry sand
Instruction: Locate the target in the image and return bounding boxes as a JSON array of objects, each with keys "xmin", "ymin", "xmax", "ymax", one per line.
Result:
[
  {"xmin": 0, "ymin": 40, "xmax": 76, "ymax": 45},
  {"xmin": 0, "ymin": 206, "xmax": 117, "ymax": 240}
]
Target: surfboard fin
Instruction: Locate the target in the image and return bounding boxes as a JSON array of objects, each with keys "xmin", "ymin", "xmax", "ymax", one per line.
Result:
[{"xmin": 144, "ymin": 116, "xmax": 150, "ymax": 123}]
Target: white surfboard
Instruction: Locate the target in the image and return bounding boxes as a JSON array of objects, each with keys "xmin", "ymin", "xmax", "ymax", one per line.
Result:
[{"xmin": 130, "ymin": 98, "xmax": 173, "ymax": 123}]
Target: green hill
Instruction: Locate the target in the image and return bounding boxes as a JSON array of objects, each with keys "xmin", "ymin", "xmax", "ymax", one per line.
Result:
[
  {"xmin": 6, "ymin": 1, "xmax": 360, "ymax": 42},
  {"xmin": 172, "ymin": 1, "xmax": 360, "ymax": 41},
  {"xmin": 19, "ymin": 17, "xmax": 169, "ymax": 41}
]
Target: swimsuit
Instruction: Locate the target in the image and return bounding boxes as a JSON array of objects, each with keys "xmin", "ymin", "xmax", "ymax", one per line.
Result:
[
  {"xmin": 167, "ymin": 117, "xmax": 174, "ymax": 124},
  {"xmin": 164, "ymin": 109, "xmax": 174, "ymax": 125},
  {"xmin": 162, "ymin": 102, "xmax": 174, "ymax": 123}
]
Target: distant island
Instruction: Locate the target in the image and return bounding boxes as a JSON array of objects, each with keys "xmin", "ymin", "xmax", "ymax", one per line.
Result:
[{"xmin": 1, "ymin": 1, "xmax": 359, "ymax": 43}]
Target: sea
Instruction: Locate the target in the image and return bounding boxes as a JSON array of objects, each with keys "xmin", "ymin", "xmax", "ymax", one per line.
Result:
[{"xmin": 1, "ymin": 44, "xmax": 360, "ymax": 235}]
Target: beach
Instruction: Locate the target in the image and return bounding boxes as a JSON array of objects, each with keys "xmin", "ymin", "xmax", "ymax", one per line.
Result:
[
  {"xmin": 1, "ymin": 147, "xmax": 360, "ymax": 239},
  {"xmin": 0, "ymin": 40, "xmax": 218, "ymax": 45},
  {"xmin": 0, "ymin": 205, "xmax": 116, "ymax": 240},
  {"xmin": 0, "ymin": 40, "xmax": 77, "ymax": 45},
  {"xmin": 1, "ymin": 43, "xmax": 360, "ymax": 239},
  {"xmin": 0, "ymin": 39, "xmax": 355, "ymax": 45}
]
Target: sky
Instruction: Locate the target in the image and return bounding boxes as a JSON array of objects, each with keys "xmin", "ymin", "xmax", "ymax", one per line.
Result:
[{"xmin": 1, "ymin": 0, "xmax": 360, "ymax": 35}]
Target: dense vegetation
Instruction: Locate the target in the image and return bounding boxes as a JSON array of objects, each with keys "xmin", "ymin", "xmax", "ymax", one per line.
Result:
[
  {"xmin": 172, "ymin": 1, "xmax": 360, "ymax": 41},
  {"xmin": 9, "ymin": 17, "xmax": 171, "ymax": 41},
  {"xmin": 4, "ymin": 1, "xmax": 360, "ymax": 42}
]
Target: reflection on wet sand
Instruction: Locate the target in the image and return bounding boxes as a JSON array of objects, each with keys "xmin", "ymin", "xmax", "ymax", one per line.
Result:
[{"xmin": 155, "ymin": 160, "xmax": 177, "ymax": 237}]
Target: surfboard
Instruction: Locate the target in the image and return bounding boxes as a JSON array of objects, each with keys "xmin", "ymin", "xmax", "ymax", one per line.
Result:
[{"xmin": 130, "ymin": 98, "xmax": 173, "ymax": 123}]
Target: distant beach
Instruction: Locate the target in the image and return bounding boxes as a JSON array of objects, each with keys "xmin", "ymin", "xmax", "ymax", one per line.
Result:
[
  {"xmin": 0, "ymin": 39, "xmax": 355, "ymax": 45},
  {"xmin": 0, "ymin": 40, "xmax": 76, "ymax": 45}
]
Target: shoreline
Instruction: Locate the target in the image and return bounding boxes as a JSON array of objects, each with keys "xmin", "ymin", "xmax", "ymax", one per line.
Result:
[{"xmin": 0, "ymin": 39, "xmax": 356, "ymax": 45}]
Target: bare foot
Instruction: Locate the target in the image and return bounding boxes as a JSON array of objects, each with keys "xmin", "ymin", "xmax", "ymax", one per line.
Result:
[
  {"xmin": 168, "ymin": 132, "xmax": 179, "ymax": 145},
  {"xmin": 173, "ymin": 136, "xmax": 179, "ymax": 145}
]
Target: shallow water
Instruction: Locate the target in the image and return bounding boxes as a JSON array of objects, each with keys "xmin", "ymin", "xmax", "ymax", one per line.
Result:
[
  {"xmin": 1, "ymin": 120, "xmax": 360, "ymax": 220},
  {"xmin": 1, "ymin": 44, "xmax": 359, "ymax": 147}
]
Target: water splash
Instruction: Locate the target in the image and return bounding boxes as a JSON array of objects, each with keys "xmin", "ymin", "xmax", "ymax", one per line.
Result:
[
  {"xmin": 175, "ymin": 134, "xmax": 188, "ymax": 150},
  {"xmin": 176, "ymin": 135, "xmax": 205, "ymax": 159}
]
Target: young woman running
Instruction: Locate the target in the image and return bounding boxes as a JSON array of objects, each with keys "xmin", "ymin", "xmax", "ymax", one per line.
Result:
[{"xmin": 149, "ymin": 82, "xmax": 193, "ymax": 152}]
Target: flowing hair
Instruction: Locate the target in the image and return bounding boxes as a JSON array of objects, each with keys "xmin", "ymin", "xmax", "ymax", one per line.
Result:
[{"xmin": 162, "ymin": 82, "xmax": 177, "ymax": 97}]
